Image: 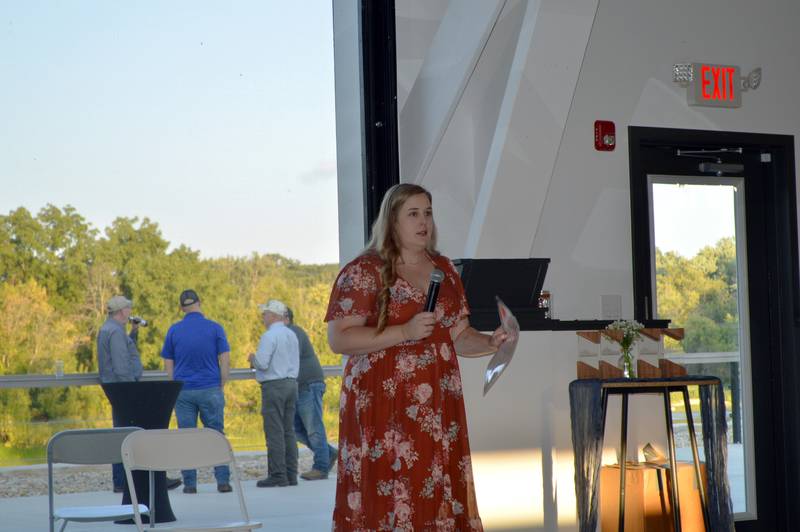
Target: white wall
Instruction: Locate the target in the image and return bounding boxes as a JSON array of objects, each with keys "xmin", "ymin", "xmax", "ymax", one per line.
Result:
[{"xmin": 337, "ymin": 0, "xmax": 800, "ymax": 528}]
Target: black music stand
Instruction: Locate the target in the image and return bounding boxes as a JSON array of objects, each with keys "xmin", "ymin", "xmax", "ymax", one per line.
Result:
[
  {"xmin": 453, "ymin": 258, "xmax": 550, "ymax": 330},
  {"xmin": 102, "ymin": 380, "xmax": 183, "ymax": 523}
]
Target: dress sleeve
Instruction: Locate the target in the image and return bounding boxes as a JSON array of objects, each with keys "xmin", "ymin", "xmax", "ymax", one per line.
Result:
[
  {"xmin": 444, "ymin": 257, "xmax": 470, "ymax": 321},
  {"xmin": 325, "ymin": 256, "xmax": 381, "ymax": 322}
]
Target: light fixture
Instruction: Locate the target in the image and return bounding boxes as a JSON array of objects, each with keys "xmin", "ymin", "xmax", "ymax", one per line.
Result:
[
  {"xmin": 741, "ymin": 68, "xmax": 762, "ymax": 91},
  {"xmin": 673, "ymin": 63, "xmax": 693, "ymax": 86}
]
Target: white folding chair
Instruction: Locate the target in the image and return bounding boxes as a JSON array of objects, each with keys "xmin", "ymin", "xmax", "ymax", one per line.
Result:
[
  {"xmin": 121, "ymin": 428, "xmax": 262, "ymax": 531},
  {"xmin": 47, "ymin": 427, "xmax": 148, "ymax": 532}
]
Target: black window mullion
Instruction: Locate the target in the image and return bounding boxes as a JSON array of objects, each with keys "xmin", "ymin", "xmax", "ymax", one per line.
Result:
[
  {"xmin": 360, "ymin": 0, "xmax": 399, "ymax": 242},
  {"xmin": 628, "ymin": 127, "xmax": 655, "ymax": 321}
]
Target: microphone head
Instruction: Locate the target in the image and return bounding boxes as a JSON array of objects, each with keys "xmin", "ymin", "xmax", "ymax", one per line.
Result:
[{"xmin": 430, "ymin": 269, "xmax": 445, "ymax": 283}]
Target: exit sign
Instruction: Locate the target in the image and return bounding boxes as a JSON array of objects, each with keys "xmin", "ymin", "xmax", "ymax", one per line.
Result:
[{"xmin": 688, "ymin": 63, "xmax": 741, "ymax": 108}]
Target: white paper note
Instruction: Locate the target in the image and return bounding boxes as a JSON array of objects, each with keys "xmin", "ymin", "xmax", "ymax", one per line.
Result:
[{"xmin": 483, "ymin": 296, "xmax": 520, "ymax": 396}]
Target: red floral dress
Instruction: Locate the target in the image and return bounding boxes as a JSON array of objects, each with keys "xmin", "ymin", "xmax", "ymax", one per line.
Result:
[{"xmin": 325, "ymin": 253, "xmax": 483, "ymax": 532}]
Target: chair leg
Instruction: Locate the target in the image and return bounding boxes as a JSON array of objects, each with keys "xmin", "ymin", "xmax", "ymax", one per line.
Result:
[
  {"xmin": 149, "ymin": 471, "xmax": 156, "ymax": 529},
  {"xmin": 59, "ymin": 519, "xmax": 68, "ymax": 532}
]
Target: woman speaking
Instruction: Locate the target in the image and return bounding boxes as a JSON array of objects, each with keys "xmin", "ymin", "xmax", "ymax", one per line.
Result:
[{"xmin": 326, "ymin": 183, "xmax": 510, "ymax": 531}]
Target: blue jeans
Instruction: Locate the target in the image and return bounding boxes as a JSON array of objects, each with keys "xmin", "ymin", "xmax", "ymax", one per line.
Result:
[
  {"xmin": 111, "ymin": 406, "xmax": 126, "ymax": 489},
  {"xmin": 112, "ymin": 463, "xmax": 125, "ymax": 488},
  {"xmin": 294, "ymin": 381, "xmax": 336, "ymax": 472},
  {"xmin": 174, "ymin": 387, "xmax": 230, "ymax": 487}
]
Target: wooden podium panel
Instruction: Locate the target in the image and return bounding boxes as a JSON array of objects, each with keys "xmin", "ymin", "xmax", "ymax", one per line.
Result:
[{"xmin": 600, "ymin": 463, "xmax": 706, "ymax": 532}]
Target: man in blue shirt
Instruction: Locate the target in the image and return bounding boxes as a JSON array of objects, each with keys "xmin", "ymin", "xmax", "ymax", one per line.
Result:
[
  {"xmin": 248, "ymin": 299, "xmax": 300, "ymax": 488},
  {"xmin": 161, "ymin": 289, "xmax": 232, "ymax": 494}
]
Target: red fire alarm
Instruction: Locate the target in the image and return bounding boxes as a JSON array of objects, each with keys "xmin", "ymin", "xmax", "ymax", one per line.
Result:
[{"xmin": 594, "ymin": 120, "xmax": 615, "ymax": 151}]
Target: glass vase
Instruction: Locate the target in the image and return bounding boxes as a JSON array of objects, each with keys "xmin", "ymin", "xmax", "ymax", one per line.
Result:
[{"xmin": 618, "ymin": 347, "xmax": 636, "ymax": 378}]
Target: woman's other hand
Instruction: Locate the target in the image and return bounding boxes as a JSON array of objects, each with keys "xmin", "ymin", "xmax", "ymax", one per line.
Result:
[
  {"xmin": 489, "ymin": 326, "xmax": 511, "ymax": 348},
  {"xmin": 401, "ymin": 312, "xmax": 436, "ymax": 341}
]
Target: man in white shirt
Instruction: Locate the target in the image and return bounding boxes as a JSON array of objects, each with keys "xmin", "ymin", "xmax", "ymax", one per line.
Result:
[{"xmin": 248, "ymin": 299, "xmax": 300, "ymax": 487}]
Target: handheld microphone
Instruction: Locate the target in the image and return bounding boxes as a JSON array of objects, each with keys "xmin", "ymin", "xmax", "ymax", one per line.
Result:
[{"xmin": 424, "ymin": 269, "xmax": 445, "ymax": 312}]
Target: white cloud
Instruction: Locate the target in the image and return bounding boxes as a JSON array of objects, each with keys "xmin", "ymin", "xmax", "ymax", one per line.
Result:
[{"xmin": 297, "ymin": 160, "xmax": 337, "ymax": 185}]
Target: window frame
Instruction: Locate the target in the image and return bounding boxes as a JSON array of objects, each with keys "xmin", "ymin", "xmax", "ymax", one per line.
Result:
[{"xmin": 628, "ymin": 125, "xmax": 800, "ymax": 530}]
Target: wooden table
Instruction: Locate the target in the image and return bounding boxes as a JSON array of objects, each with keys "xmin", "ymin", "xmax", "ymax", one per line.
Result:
[
  {"xmin": 601, "ymin": 378, "xmax": 715, "ymax": 531},
  {"xmin": 569, "ymin": 376, "xmax": 732, "ymax": 532}
]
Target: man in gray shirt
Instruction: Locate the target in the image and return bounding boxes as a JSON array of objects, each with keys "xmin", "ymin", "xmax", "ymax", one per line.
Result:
[
  {"xmin": 97, "ymin": 295, "xmax": 143, "ymax": 383},
  {"xmin": 248, "ymin": 299, "xmax": 299, "ymax": 488},
  {"xmin": 286, "ymin": 307, "xmax": 337, "ymax": 481},
  {"xmin": 97, "ymin": 295, "xmax": 143, "ymax": 492}
]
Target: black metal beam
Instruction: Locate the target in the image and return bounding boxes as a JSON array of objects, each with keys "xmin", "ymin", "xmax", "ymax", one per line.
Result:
[{"xmin": 360, "ymin": 0, "xmax": 399, "ymax": 242}]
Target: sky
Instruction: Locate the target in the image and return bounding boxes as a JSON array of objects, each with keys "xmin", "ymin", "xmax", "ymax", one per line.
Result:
[
  {"xmin": 0, "ymin": 1, "xmax": 339, "ymax": 264},
  {"xmin": 652, "ymin": 182, "xmax": 737, "ymax": 258}
]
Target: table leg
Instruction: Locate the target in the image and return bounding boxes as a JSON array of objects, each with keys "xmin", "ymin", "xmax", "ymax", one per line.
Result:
[
  {"xmin": 663, "ymin": 389, "xmax": 682, "ymax": 532},
  {"xmin": 656, "ymin": 468, "xmax": 669, "ymax": 516},
  {"xmin": 682, "ymin": 387, "xmax": 710, "ymax": 531},
  {"xmin": 618, "ymin": 391, "xmax": 629, "ymax": 532},
  {"xmin": 597, "ymin": 388, "xmax": 612, "ymax": 532}
]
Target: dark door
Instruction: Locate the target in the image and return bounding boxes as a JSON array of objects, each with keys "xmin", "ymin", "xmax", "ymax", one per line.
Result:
[{"xmin": 628, "ymin": 126, "xmax": 800, "ymax": 531}]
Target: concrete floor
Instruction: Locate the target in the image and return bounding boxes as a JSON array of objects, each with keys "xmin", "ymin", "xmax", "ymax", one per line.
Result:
[
  {"xmin": 0, "ymin": 475, "xmax": 336, "ymax": 531},
  {"xmin": 0, "ymin": 444, "xmax": 747, "ymax": 531}
]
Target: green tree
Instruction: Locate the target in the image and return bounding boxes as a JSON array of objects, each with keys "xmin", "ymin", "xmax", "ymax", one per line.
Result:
[
  {"xmin": 656, "ymin": 237, "xmax": 739, "ymax": 353},
  {"xmin": 0, "ymin": 279, "xmax": 76, "ymax": 375},
  {"xmin": 0, "ymin": 279, "xmax": 109, "ymax": 447}
]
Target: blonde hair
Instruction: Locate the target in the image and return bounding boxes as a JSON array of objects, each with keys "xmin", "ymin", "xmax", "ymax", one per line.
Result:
[{"xmin": 364, "ymin": 184, "xmax": 438, "ymax": 332}]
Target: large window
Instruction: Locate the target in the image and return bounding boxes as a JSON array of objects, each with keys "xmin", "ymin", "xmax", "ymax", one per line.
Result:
[{"xmin": 0, "ymin": 1, "xmax": 340, "ymax": 465}]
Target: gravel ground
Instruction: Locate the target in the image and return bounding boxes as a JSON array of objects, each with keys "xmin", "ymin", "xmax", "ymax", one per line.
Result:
[{"xmin": 0, "ymin": 449, "xmax": 317, "ymax": 499}]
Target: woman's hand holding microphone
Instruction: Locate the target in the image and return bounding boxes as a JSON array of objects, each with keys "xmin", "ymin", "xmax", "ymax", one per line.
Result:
[{"xmin": 401, "ymin": 312, "xmax": 436, "ymax": 341}]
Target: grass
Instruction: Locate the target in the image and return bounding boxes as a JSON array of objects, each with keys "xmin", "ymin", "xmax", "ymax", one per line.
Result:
[
  {"xmin": 0, "ymin": 376, "xmax": 343, "ymax": 468},
  {"xmin": 0, "ymin": 445, "xmax": 45, "ymax": 467},
  {"xmin": 0, "ymin": 414, "xmax": 341, "ymax": 468},
  {"xmin": 669, "ymin": 389, "xmax": 733, "ymax": 414}
]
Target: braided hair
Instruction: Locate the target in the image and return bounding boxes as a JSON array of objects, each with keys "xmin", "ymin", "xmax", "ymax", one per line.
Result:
[{"xmin": 364, "ymin": 184, "xmax": 439, "ymax": 332}]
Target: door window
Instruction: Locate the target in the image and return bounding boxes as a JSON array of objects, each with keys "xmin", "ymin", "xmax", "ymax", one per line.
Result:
[{"xmin": 649, "ymin": 175, "xmax": 755, "ymax": 518}]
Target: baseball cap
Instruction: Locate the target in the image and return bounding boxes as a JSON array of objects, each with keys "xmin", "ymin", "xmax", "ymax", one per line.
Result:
[
  {"xmin": 258, "ymin": 299, "xmax": 288, "ymax": 317},
  {"xmin": 107, "ymin": 295, "xmax": 132, "ymax": 313},
  {"xmin": 180, "ymin": 289, "xmax": 200, "ymax": 307}
]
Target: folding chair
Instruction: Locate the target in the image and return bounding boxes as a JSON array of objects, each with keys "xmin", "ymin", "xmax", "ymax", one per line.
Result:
[
  {"xmin": 121, "ymin": 428, "xmax": 262, "ymax": 531},
  {"xmin": 47, "ymin": 427, "xmax": 148, "ymax": 532}
]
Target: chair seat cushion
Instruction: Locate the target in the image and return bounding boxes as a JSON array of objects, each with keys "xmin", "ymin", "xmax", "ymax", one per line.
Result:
[{"xmin": 55, "ymin": 504, "xmax": 149, "ymax": 522}]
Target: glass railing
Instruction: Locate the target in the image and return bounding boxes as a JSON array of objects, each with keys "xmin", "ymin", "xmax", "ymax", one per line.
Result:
[{"xmin": 0, "ymin": 368, "xmax": 342, "ymax": 467}]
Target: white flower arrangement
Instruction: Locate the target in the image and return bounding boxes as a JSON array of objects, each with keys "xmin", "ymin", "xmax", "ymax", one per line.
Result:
[
  {"xmin": 605, "ymin": 319, "xmax": 645, "ymax": 352},
  {"xmin": 606, "ymin": 319, "xmax": 644, "ymax": 378}
]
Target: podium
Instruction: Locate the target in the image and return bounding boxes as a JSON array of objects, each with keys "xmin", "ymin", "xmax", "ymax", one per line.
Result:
[{"xmin": 102, "ymin": 381, "xmax": 183, "ymax": 523}]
